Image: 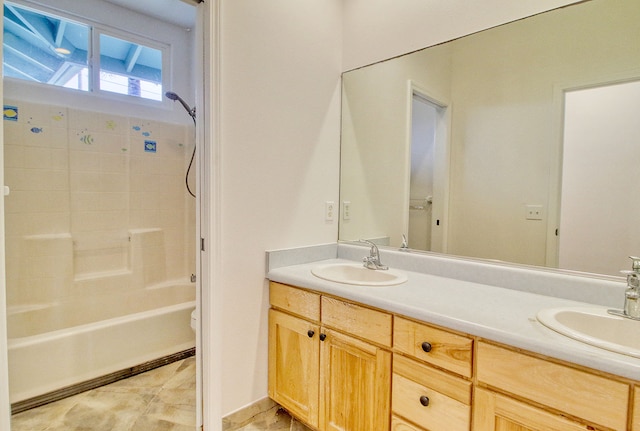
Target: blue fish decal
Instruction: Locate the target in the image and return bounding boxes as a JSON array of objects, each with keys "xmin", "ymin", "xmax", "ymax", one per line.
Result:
[
  {"xmin": 30, "ymin": 127, "xmax": 43, "ymax": 134},
  {"xmin": 132, "ymin": 126, "xmax": 141, "ymax": 131},
  {"xmin": 142, "ymin": 132, "xmax": 151, "ymax": 137},
  {"xmin": 144, "ymin": 140, "xmax": 157, "ymax": 153}
]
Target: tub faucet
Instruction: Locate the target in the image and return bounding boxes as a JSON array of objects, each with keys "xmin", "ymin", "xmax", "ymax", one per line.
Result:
[
  {"xmin": 359, "ymin": 239, "xmax": 388, "ymax": 270},
  {"xmin": 609, "ymin": 256, "xmax": 640, "ymax": 320}
]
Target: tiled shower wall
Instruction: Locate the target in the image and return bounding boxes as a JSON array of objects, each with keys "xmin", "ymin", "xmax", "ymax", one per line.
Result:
[{"xmin": 3, "ymin": 100, "xmax": 196, "ymax": 306}]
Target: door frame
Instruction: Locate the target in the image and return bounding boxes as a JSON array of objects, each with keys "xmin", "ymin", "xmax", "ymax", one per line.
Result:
[{"xmin": 404, "ymin": 80, "xmax": 451, "ymax": 254}]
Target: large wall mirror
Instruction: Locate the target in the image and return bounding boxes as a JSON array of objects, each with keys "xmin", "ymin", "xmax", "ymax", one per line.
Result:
[{"xmin": 339, "ymin": 0, "xmax": 640, "ymax": 277}]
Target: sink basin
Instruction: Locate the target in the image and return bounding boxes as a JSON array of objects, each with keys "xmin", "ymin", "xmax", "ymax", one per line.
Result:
[
  {"xmin": 537, "ymin": 306, "xmax": 640, "ymax": 358},
  {"xmin": 311, "ymin": 263, "xmax": 407, "ymax": 286}
]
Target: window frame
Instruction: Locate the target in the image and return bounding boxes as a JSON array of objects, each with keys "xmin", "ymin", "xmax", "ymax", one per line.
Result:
[{"xmin": 3, "ymin": 0, "xmax": 172, "ymax": 107}]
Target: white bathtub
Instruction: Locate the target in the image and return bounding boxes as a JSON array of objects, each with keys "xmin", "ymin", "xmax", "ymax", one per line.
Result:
[{"xmin": 7, "ymin": 281, "xmax": 196, "ymax": 403}]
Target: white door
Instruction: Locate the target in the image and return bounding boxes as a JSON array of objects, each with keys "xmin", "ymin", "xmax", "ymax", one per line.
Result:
[
  {"xmin": 559, "ymin": 79, "xmax": 640, "ymax": 276},
  {"xmin": 408, "ymin": 94, "xmax": 436, "ymax": 251}
]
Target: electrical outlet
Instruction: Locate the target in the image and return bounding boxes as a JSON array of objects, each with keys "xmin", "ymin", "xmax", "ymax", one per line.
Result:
[
  {"xmin": 325, "ymin": 201, "xmax": 335, "ymax": 221},
  {"xmin": 343, "ymin": 201, "xmax": 351, "ymax": 220},
  {"xmin": 525, "ymin": 205, "xmax": 544, "ymax": 220}
]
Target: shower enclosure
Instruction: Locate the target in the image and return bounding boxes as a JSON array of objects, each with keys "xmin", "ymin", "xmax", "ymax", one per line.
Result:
[{"xmin": 3, "ymin": 100, "xmax": 197, "ymax": 409}]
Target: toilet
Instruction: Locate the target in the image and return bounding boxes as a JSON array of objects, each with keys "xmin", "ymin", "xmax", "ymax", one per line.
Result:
[{"xmin": 190, "ymin": 309, "xmax": 197, "ymax": 332}]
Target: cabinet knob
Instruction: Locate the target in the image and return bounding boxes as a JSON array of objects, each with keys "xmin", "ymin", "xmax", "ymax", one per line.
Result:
[
  {"xmin": 319, "ymin": 333, "xmax": 327, "ymax": 341},
  {"xmin": 419, "ymin": 395, "xmax": 430, "ymax": 407},
  {"xmin": 307, "ymin": 330, "xmax": 315, "ymax": 338},
  {"xmin": 421, "ymin": 342, "xmax": 432, "ymax": 353}
]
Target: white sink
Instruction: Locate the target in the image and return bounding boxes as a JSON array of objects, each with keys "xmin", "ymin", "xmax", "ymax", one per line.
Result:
[
  {"xmin": 311, "ymin": 263, "xmax": 407, "ymax": 286},
  {"xmin": 537, "ymin": 306, "xmax": 640, "ymax": 358}
]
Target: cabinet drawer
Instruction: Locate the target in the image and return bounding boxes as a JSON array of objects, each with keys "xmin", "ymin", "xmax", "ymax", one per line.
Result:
[
  {"xmin": 477, "ymin": 342, "xmax": 629, "ymax": 431},
  {"xmin": 321, "ymin": 296, "xmax": 392, "ymax": 347},
  {"xmin": 269, "ymin": 282, "xmax": 320, "ymax": 321},
  {"xmin": 392, "ymin": 354, "xmax": 471, "ymax": 431},
  {"xmin": 391, "ymin": 415, "xmax": 425, "ymax": 431},
  {"xmin": 394, "ymin": 316, "xmax": 473, "ymax": 377}
]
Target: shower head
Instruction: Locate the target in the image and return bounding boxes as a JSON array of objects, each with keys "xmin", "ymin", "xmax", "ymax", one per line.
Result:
[{"xmin": 165, "ymin": 91, "xmax": 196, "ymax": 123}]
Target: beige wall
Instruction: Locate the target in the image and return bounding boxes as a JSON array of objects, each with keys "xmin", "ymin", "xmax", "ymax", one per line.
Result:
[
  {"xmin": 340, "ymin": 45, "xmax": 452, "ymax": 246},
  {"xmin": 213, "ymin": 0, "xmax": 343, "ymax": 416},
  {"xmin": 341, "ymin": 0, "xmax": 581, "ymax": 71}
]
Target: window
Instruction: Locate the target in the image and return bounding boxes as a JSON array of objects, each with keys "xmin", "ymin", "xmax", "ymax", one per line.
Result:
[
  {"xmin": 3, "ymin": 1, "xmax": 165, "ymax": 102},
  {"xmin": 3, "ymin": 2, "xmax": 89, "ymax": 88},
  {"xmin": 99, "ymin": 34, "xmax": 163, "ymax": 101}
]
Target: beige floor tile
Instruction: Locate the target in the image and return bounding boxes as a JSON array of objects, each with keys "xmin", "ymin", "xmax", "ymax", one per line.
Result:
[{"xmin": 11, "ymin": 358, "xmax": 196, "ymax": 431}]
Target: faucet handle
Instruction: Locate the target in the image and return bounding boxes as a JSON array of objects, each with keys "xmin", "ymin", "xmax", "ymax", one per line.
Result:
[{"xmin": 629, "ymin": 256, "xmax": 640, "ymax": 272}]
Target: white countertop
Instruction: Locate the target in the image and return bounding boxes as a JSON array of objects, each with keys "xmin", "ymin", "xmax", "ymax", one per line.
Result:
[{"xmin": 267, "ymin": 257, "xmax": 640, "ymax": 381}]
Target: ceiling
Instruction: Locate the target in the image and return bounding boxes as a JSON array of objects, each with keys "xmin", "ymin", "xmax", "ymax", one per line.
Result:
[{"xmin": 100, "ymin": 0, "xmax": 197, "ymax": 29}]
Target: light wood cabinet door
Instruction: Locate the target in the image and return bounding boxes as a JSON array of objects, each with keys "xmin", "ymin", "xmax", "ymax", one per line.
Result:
[
  {"xmin": 633, "ymin": 386, "xmax": 640, "ymax": 431},
  {"xmin": 268, "ymin": 309, "xmax": 320, "ymax": 428},
  {"xmin": 473, "ymin": 387, "xmax": 608, "ymax": 431},
  {"xmin": 319, "ymin": 328, "xmax": 391, "ymax": 431}
]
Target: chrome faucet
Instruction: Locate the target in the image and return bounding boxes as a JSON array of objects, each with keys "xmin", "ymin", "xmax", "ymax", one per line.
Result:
[
  {"xmin": 359, "ymin": 239, "xmax": 388, "ymax": 270},
  {"xmin": 608, "ymin": 256, "xmax": 640, "ymax": 320},
  {"xmin": 400, "ymin": 234, "xmax": 409, "ymax": 251}
]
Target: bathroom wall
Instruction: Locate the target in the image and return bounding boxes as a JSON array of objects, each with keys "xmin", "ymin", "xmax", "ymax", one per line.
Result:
[
  {"xmin": 3, "ymin": 100, "xmax": 196, "ymax": 307},
  {"xmin": 210, "ymin": 0, "xmax": 343, "ymax": 417},
  {"xmin": 340, "ymin": 44, "xmax": 452, "ymax": 246},
  {"xmin": 341, "ymin": 0, "xmax": 582, "ymax": 71}
]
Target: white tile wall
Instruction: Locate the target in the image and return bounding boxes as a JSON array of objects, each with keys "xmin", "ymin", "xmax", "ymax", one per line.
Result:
[{"xmin": 3, "ymin": 100, "xmax": 196, "ymax": 306}]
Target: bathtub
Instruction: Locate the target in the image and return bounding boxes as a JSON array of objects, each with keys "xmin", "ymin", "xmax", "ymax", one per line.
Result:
[{"xmin": 7, "ymin": 280, "xmax": 196, "ymax": 404}]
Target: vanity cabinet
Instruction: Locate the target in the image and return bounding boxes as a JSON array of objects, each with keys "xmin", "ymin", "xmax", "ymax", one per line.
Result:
[
  {"xmin": 268, "ymin": 282, "xmax": 391, "ymax": 431},
  {"xmin": 475, "ymin": 342, "xmax": 629, "ymax": 431},
  {"xmin": 269, "ymin": 281, "xmax": 638, "ymax": 431},
  {"xmin": 633, "ymin": 386, "xmax": 640, "ymax": 431}
]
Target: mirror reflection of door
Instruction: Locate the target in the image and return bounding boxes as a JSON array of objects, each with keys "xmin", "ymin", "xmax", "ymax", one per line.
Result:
[
  {"xmin": 409, "ymin": 94, "xmax": 436, "ymax": 251},
  {"xmin": 559, "ymin": 79, "xmax": 640, "ymax": 276},
  {"xmin": 407, "ymin": 89, "xmax": 448, "ymax": 253}
]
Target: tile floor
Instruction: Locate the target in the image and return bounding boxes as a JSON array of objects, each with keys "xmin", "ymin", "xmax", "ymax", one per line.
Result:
[
  {"xmin": 11, "ymin": 357, "xmax": 196, "ymax": 431},
  {"xmin": 11, "ymin": 356, "xmax": 310, "ymax": 431},
  {"xmin": 230, "ymin": 405, "xmax": 312, "ymax": 431}
]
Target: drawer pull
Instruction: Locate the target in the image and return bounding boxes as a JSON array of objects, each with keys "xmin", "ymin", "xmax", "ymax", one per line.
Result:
[
  {"xmin": 319, "ymin": 333, "xmax": 327, "ymax": 341},
  {"xmin": 421, "ymin": 341, "xmax": 432, "ymax": 352},
  {"xmin": 419, "ymin": 395, "xmax": 430, "ymax": 407},
  {"xmin": 307, "ymin": 330, "xmax": 315, "ymax": 338}
]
